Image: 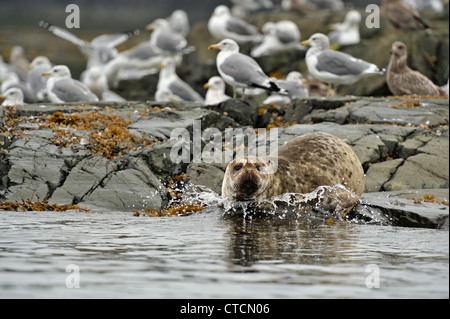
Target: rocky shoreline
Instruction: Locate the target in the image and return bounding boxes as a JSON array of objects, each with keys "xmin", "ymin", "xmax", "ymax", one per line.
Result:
[{"xmin": 0, "ymin": 96, "xmax": 448, "ymax": 229}]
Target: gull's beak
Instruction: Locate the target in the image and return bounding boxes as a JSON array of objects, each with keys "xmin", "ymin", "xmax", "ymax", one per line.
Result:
[
  {"xmin": 302, "ymin": 79, "xmax": 308, "ymax": 85},
  {"xmin": 300, "ymin": 40, "xmax": 309, "ymax": 46},
  {"xmin": 208, "ymin": 44, "xmax": 218, "ymax": 50},
  {"xmin": 0, "ymin": 94, "xmax": 4, "ymax": 99},
  {"xmin": 145, "ymin": 24, "xmax": 153, "ymax": 31},
  {"xmin": 41, "ymin": 71, "xmax": 51, "ymax": 76},
  {"xmin": 203, "ymin": 83, "xmax": 210, "ymax": 89}
]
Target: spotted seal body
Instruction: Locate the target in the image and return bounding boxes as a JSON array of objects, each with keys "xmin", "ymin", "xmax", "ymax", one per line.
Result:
[{"xmin": 222, "ymin": 132, "xmax": 365, "ymax": 213}]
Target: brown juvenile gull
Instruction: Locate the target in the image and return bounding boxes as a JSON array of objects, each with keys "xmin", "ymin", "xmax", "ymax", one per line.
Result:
[
  {"xmin": 384, "ymin": 0, "xmax": 429, "ymax": 30},
  {"xmin": 208, "ymin": 38, "xmax": 281, "ymax": 98},
  {"xmin": 386, "ymin": 41, "xmax": 447, "ymax": 97}
]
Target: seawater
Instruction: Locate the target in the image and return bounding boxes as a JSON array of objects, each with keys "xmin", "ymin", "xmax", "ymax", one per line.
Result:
[{"xmin": 0, "ymin": 198, "xmax": 448, "ymax": 298}]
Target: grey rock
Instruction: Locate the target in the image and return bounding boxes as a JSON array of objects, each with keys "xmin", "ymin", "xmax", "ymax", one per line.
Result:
[
  {"xmin": 1, "ymin": 96, "xmax": 448, "ymax": 227},
  {"xmin": 184, "ymin": 162, "xmax": 226, "ymax": 196},
  {"xmin": 206, "ymin": 99, "xmax": 259, "ymax": 127},
  {"xmin": 385, "ymin": 153, "xmax": 449, "ymax": 191},
  {"xmin": 80, "ymin": 159, "xmax": 166, "ymax": 212},
  {"xmin": 364, "ymin": 159, "xmax": 405, "ymax": 192},
  {"xmin": 352, "ymin": 189, "xmax": 449, "ymax": 229}
]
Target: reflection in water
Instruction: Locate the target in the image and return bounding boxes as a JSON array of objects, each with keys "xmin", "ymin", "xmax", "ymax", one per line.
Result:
[
  {"xmin": 225, "ymin": 217, "xmax": 357, "ymax": 267},
  {"xmin": 0, "ymin": 208, "xmax": 448, "ymax": 298}
]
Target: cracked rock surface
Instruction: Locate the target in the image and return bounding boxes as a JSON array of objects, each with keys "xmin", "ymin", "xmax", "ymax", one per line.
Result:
[{"xmin": 0, "ymin": 97, "xmax": 448, "ymax": 228}]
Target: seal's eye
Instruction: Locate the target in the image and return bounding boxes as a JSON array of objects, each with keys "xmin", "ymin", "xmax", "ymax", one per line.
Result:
[
  {"xmin": 233, "ymin": 164, "xmax": 242, "ymax": 172},
  {"xmin": 255, "ymin": 165, "xmax": 263, "ymax": 172}
]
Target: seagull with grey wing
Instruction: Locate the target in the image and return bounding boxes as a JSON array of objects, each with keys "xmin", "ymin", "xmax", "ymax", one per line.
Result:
[
  {"xmin": 145, "ymin": 19, "xmax": 194, "ymax": 56},
  {"xmin": 156, "ymin": 58, "xmax": 204, "ymax": 104},
  {"xmin": 301, "ymin": 33, "xmax": 384, "ymax": 94},
  {"xmin": 42, "ymin": 65, "xmax": 99, "ymax": 103},
  {"xmin": 209, "ymin": 38, "xmax": 281, "ymax": 98},
  {"xmin": 40, "ymin": 22, "xmax": 137, "ymax": 69},
  {"xmin": 251, "ymin": 20, "xmax": 303, "ymax": 58},
  {"xmin": 207, "ymin": 5, "xmax": 263, "ymax": 43},
  {"xmin": 26, "ymin": 56, "xmax": 52, "ymax": 101},
  {"xmin": 1, "ymin": 87, "xmax": 25, "ymax": 106}
]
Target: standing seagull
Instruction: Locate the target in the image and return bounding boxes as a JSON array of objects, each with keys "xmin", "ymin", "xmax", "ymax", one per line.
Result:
[
  {"xmin": 384, "ymin": 0, "xmax": 429, "ymax": 30},
  {"xmin": 168, "ymin": 9, "xmax": 190, "ymax": 38},
  {"xmin": 251, "ymin": 20, "xmax": 303, "ymax": 58},
  {"xmin": 156, "ymin": 58, "xmax": 204, "ymax": 104},
  {"xmin": 209, "ymin": 38, "xmax": 280, "ymax": 98},
  {"xmin": 328, "ymin": 10, "xmax": 361, "ymax": 47},
  {"xmin": 263, "ymin": 71, "xmax": 309, "ymax": 105},
  {"xmin": 301, "ymin": 33, "xmax": 384, "ymax": 92},
  {"xmin": 207, "ymin": 5, "xmax": 263, "ymax": 43},
  {"xmin": 145, "ymin": 19, "xmax": 192, "ymax": 56},
  {"xmin": 26, "ymin": 56, "xmax": 52, "ymax": 101},
  {"xmin": 386, "ymin": 41, "xmax": 447, "ymax": 97},
  {"xmin": 42, "ymin": 65, "xmax": 99, "ymax": 103}
]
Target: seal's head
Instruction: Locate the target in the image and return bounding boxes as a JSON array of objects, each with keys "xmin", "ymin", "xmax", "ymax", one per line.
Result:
[{"xmin": 222, "ymin": 156, "xmax": 274, "ymax": 202}]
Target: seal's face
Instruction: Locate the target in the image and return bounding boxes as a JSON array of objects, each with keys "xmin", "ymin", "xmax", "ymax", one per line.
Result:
[{"xmin": 222, "ymin": 156, "xmax": 273, "ymax": 201}]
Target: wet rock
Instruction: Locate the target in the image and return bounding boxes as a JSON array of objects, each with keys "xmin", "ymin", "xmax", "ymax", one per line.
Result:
[
  {"xmin": 352, "ymin": 189, "xmax": 449, "ymax": 230},
  {"xmin": 184, "ymin": 162, "xmax": 227, "ymax": 195},
  {"xmin": 0, "ymin": 96, "xmax": 448, "ymax": 221}
]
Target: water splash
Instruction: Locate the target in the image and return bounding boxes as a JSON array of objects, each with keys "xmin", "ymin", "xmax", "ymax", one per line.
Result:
[{"xmin": 181, "ymin": 183, "xmax": 361, "ymax": 223}]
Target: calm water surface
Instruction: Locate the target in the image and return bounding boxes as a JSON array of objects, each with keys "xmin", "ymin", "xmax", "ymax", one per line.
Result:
[{"xmin": 0, "ymin": 208, "xmax": 448, "ymax": 298}]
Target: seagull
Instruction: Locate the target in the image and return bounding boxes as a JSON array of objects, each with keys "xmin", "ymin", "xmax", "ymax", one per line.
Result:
[
  {"xmin": 81, "ymin": 66, "xmax": 126, "ymax": 101},
  {"xmin": 156, "ymin": 58, "xmax": 204, "ymax": 104},
  {"xmin": 204, "ymin": 76, "xmax": 231, "ymax": 105},
  {"xmin": 26, "ymin": 56, "xmax": 52, "ymax": 101},
  {"xmin": 301, "ymin": 33, "xmax": 384, "ymax": 93},
  {"xmin": 40, "ymin": 21, "xmax": 136, "ymax": 69},
  {"xmin": 102, "ymin": 40, "xmax": 164, "ymax": 88},
  {"xmin": 251, "ymin": 20, "xmax": 303, "ymax": 58},
  {"xmin": 209, "ymin": 38, "xmax": 281, "ymax": 98},
  {"xmin": 328, "ymin": 10, "xmax": 361, "ymax": 47},
  {"xmin": 145, "ymin": 19, "xmax": 193, "ymax": 56},
  {"xmin": 231, "ymin": 0, "xmax": 274, "ymax": 17},
  {"xmin": 167, "ymin": 9, "xmax": 190, "ymax": 38},
  {"xmin": 263, "ymin": 71, "xmax": 309, "ymax": 104},
  {"xmin": 207, "ymin": 5, "xmax": 263, "ymax": 43},
  {"xmin": 282, "ymin": 0, "xmax": 344, "ymax": 12},
  {"xmin": 155, "ymin": 88, "xmax": 182, "ymax": 102},
  {"xmin": 383, "ymin": 0, "xmax": 429, "ymax": 30},
  {"xmin": 42, "ymin": 65, "xmax": 99, "ymax": 103},
  {"xmin": 8, "ymin": 46, "xmax": 29, "ymax": 81},
  {"xmin": 0, "ymin": 87, "xmax": 25, "ymax": 106},
  {"xmin": 386, "ymin": 41, "xmax": 447, "ymax": 97}
]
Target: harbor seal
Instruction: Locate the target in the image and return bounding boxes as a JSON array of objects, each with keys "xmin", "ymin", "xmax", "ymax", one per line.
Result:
[{"xmin": 221, "ymin": 132, "xmax": 365, "ymax": 214}]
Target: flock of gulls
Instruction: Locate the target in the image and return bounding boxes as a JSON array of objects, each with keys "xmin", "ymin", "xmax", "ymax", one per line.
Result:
[{"xmin": 0, "ymin": 0, "xmax": 448, "ymax": 107}]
